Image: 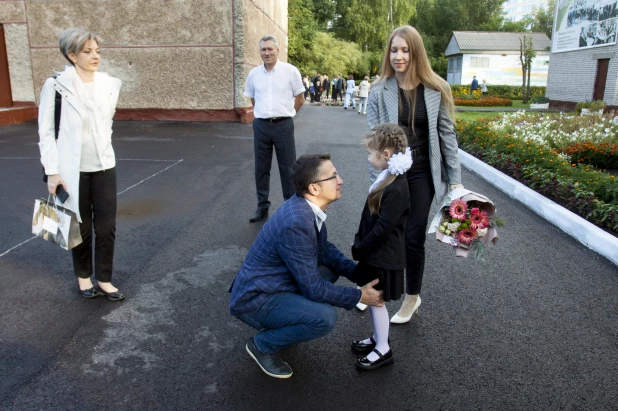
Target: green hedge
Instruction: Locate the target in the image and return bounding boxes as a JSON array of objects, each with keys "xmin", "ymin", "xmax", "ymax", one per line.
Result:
[{"xmin": 450, "ymin": 84, "xmax": 546, "ymax": 100}]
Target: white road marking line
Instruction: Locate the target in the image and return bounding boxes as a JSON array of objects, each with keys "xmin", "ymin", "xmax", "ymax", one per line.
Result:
[
  {"xmin": 0, "ymin": 236, "xmax": 36, "ymax": 258},
  {"xmin": 0, "ymin": 159, "xmax": 184, "ymax": 258},
  {"xmin": 0, "ymin": 157, "xmax": 179, "ymax": 162},
  {"xmin": 117, "ymin": 159, "xmax": 183, "ymax": 196}
]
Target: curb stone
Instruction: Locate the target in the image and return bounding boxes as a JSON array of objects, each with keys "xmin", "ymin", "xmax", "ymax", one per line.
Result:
[{"xmin": 459, "ymin": 149, "xmax": 618, "ymax": 266}]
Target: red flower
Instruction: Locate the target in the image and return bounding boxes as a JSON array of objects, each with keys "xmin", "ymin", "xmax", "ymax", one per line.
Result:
[
  {"xmin": 449, "ymin": 199, "xmax": 468, "ymax": 220},
  {"xmin": 470, "ymin": 210, "xmax": 490, "ymax": 229},
  {"xmin": 457, "ymin": 228, "xmax": 478, "ymax": 245}
]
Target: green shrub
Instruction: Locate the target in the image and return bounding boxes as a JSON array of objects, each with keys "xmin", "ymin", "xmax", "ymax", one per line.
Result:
[{"xmin": 450, "ymin": 84, "xmax": 545, "ymax": 100}]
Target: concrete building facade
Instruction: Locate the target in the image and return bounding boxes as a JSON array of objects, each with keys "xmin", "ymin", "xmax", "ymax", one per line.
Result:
[{"xmin": 0, "ymin": 0, "xmax": 287, "ymax": 124}]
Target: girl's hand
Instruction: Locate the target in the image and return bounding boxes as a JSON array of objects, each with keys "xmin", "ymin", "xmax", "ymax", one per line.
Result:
[
  {"xmin": 47, "ymin": 174, "xmax": 67, "ymax": 195},
  {"xmin": 449, "ymin": 184, "xmax": 464, "ymax": 191}
]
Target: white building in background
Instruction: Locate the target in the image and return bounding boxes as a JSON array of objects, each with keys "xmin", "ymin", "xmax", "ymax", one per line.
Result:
[
  {"xmin": 503, "ymin": 0, "xmax": 549, "ymax": 21},
  {"xmin": 445, "ymin": 31, "xmax": 551, "ymax": 86}
]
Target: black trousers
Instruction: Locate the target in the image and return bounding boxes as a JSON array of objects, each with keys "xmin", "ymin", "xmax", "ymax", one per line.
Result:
[
  {"xmin": 72, "ymin": 167, "xmax": 117, "ymax": 283},
  {"xmin": 253, "ymin": 118, "xmax": 296, "ymax": 210},
  {"xmin": 404, "ymin": 152, "xmax": 435, "ymax": 295}
]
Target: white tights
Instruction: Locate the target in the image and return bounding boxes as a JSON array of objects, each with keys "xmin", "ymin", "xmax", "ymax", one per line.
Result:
[{"xmin": 362, "ymin": 305, "xmax": 390, "ymax": 361}]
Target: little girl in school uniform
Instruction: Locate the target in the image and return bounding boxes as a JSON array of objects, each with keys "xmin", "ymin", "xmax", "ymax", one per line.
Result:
[{"xmin": 351, "ymin": 123, "xmax": 412, "ymax": 370}]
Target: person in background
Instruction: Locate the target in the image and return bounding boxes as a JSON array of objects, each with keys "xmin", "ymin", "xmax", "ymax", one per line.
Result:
[
  {"xmin": 38, "ymin": 27, "xmax": 124, "ymax": 300},
  {"xmin": 303, "ymin": 75, "xmax": 310, "ymax": 100},
  {"xmin": 358, "ymin": 75, "xmax": 371, "ymax": 115},
  {"xmin": 243, "ymin": 34, "xmax": 305, "ymax": 223},
  {"xmin": 480, "ymin": 79, "xmax": 488, "ymax": 96},
  {"xmin": 470, "ymin": 75, "xmax": 478, "ymax": 95},
  {"xmin": 323, "ymin": 75, "xmax": 331, "ymax": 101},
  {"xmin": 344, "ymin": 74, "xmax": 356, "ymax": 110}
]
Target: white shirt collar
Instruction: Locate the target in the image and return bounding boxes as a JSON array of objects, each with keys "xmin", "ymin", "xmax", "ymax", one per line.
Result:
[
  {"xmin": 261, "ymin": 60, "xmax": 279, "ymax": 73},
  {"xmin": 305, "ymin": 199, "xmax": 327, "ymax": 232}
]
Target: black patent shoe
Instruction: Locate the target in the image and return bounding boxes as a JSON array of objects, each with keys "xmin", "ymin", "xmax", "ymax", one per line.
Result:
[
  {"xmin": 96, "ymin": 286, "xmax": 125, "ymax": 301},
  {"xmin": 249, "ymin": 208, "xmax": 268, "ymax": 223},
  {"xmin": 351, "ymin": 337, "xmax": 376, "ymax": 355},
  {"xmin": 351, "ymin": 337, "xmax": 390, "ymax": 356},
  {"xmin": 356, "ymin": 349, "xmax": 394, "ymax": 371},
  {"xmin": 78, "ymin": 287, "xmax": 100, "ymax": 299}
]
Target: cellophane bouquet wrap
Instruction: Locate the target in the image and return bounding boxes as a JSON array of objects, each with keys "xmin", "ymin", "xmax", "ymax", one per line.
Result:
[{"xmin": 428, "ymin": 188, "xmax": 500, "ymax": 259}]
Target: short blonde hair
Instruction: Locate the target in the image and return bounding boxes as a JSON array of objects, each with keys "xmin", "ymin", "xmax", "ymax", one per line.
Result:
[
  {"xmin": 259, "ymin": 34, "xmax": 278, "ymax": 48},
  {"xmin": 59, "ymin": 28, "xmax": 103, "ymax": 65}
]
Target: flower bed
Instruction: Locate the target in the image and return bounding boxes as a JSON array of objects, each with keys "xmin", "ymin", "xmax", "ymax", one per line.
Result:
[
  {"xmin": 456, "ymin": 116, "xmax": 618, "ymax": 235},
  {"xmin": 563, "ymin": 142, "xmax": 618, "ymax": 169},
  {"xmin": 490, "ymin": 111, "xmax": 618, "ymax": 169},
  {"xmin": 454, "ymin": 96, "xmax": 513, "ymax": 107}
]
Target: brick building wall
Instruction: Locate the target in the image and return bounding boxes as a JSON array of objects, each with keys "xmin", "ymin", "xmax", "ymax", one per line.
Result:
[{"xmin": 546, "ymin": 45, "xmax": 618, "ymax": 107}]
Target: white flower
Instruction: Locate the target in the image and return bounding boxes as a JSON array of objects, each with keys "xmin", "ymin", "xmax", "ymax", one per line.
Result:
[
  {"xmin": 477, "ymin": 227, "xmax": 488, "ymax": 237},
  {"xmin": 388, "ymin": 147, "xmax": 413, "ymax": 176},
  {"xmin": 448, "ymin": 222, "xmax": 461, "ymax": 232}
]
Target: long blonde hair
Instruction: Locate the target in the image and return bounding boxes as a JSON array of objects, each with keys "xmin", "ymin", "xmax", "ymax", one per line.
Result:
[
  {"xmin": 364, "ymin": 124, "xmax": 408, "ymax": 215},
  {"xmin": 378, "ymin": 26, "xmax": 455, "ymax": 120}
]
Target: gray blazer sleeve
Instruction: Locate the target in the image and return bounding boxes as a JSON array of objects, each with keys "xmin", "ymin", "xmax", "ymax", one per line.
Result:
[
  {"xmin": 437, "ymin": 102, "xmax": 461, "ymax": 185},
  {"xmin": 366, "ymin": 88, "xmax": 379, "ymax": 131}
]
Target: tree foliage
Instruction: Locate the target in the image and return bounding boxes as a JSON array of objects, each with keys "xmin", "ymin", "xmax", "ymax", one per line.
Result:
[
  {"xmin": 288, "ymin": 0, "xmax": 556, "ymax": 79},
  {"xmin": 331, "ymin": 0, "xmax": 416, "ymax": 52},
  {"xmin": 530, "ymin": 0, "xmax": 555, "ymax": 39},
  {"xmin": 296, "ymin": 32, "xmax": 367, "ymax": 76}
]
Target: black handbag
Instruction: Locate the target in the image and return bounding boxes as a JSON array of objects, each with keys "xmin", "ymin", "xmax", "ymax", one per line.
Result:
[{"xmin": 42, "ymin": 76, "xmax": 62, "ymax": 183}]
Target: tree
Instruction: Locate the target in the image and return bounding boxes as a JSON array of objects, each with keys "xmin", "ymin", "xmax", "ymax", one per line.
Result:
[
  {"xmin": 296, "ymin": 32, "xmax": 367, "ymax": 76},
  {"xmin": 411, "ymin": 0, "xmax": 508, "ymax": 78},
  {"xmin": 530, "ymin": 0, "xmax": 555, "ymax": 39},
  {"xmin": 331, "ymin": 0, "xmax": 416, "ymax": 52},
  {"xmin": 288, "ymin": 0, "xmax": 320, "ymax": 68},
  {"xmin": 519, "ymin": 35, "xmax": 536, "ymax": 103}
]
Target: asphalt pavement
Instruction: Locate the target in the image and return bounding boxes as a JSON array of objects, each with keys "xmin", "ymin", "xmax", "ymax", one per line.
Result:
[{"xmin": 0, "ymin": 105, "xmax": 617, "ymax": 410}]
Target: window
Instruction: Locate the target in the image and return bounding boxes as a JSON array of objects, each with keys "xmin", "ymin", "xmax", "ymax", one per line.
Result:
[
  {"xmin": 448, "ymin": 58, "xmax": 454, "ymax": 71},
  {"xmin": 470, "ymin": 57, "xmax": 489, "ymax": 68},
  {"xmin": 456, "ymin": 57, "xmax": 462, "ymax": 69}
]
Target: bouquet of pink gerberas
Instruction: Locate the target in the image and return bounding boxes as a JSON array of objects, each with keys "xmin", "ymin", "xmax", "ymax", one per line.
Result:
[{"xmin": 428, "ymin": 188, "xmax": 504, "ymax": 259}]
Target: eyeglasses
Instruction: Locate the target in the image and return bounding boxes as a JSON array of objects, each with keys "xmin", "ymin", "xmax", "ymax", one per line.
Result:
[{"xmin": 311, "ymin": 174, "xmax": 338, "ymax": 184}]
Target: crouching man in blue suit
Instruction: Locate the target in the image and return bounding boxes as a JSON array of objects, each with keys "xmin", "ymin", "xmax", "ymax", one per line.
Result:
[{"xmin": 230, "ymin": 154, "xmax": 384, "ymax": 378}]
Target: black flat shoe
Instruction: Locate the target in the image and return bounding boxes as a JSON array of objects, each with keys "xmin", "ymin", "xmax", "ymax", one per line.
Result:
[
  {"xmin": 96, "ymin": 287, "xmax": 125, "ymax": 301},
  {"xmin": 249, "ymin": 208, "xmax": 268, "ymax": 223},
  {"xmin": 351, "ymin": 337, "xmax": 376, "ymax": 355},
  {"xmin": 356, "ymin": 349, "xmax": 394, "ymax": 371},
  {"xmin": 78, "ymin": 287, "xmax": 100, "ymax": 299},
  {"xmin": 351, "ymin": 337, "xmax": 390, "ymax": 356}
]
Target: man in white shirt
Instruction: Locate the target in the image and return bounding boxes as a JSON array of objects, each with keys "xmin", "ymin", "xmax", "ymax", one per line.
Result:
[{"xmin": 244, "ymin": 34, "xmax": 306, "ymax": 222}]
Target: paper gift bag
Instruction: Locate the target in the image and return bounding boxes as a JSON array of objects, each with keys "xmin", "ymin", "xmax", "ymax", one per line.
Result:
[{"xmin": 32, "ymin": 197, "xmax": 82, "ymax": 250}]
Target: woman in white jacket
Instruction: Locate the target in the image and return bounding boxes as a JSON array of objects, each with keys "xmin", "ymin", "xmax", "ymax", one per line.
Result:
[{"xmin": 38, "ymin": 28, "xmax": 123, "ymax": 300}]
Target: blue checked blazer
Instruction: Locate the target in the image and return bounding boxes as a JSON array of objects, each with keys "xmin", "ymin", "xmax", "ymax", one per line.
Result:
[
  {"xmin": 230, "ymin": 194, "xmax": 360, "ymax": 316},
  {"xmin": 367, "ymin": 76, "xmax": 461, "ymax": 204}
]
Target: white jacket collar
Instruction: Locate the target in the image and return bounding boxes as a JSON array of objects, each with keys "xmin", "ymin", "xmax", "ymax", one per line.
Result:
[{"xmin": 54, "ymin": 65, "xmax": 115, "ymax": 92}]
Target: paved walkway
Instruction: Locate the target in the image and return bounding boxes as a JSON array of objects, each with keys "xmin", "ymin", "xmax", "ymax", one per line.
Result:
[{"xmin": 0, "ymin": 106, "xmax": 616, "ymax": 410}]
